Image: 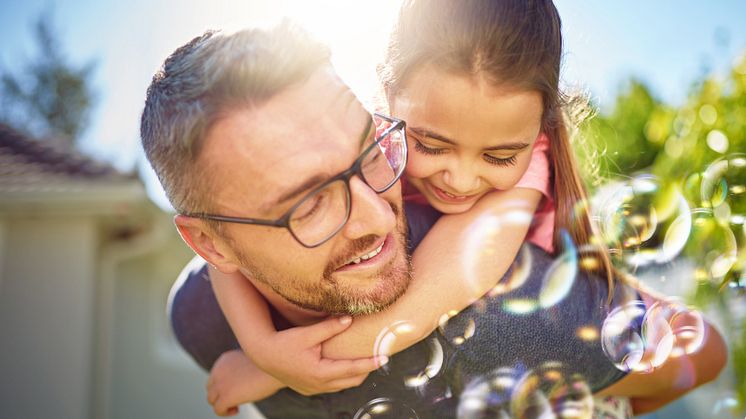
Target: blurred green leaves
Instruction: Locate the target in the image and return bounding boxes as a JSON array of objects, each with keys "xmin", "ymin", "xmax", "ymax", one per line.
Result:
[{"xmin": 580, "ymin": 50, "xmax": 746, "ymax": 411}]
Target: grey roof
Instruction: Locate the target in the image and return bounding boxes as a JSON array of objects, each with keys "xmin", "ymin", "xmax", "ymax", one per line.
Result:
[{"xmin": 0, "ymin": 123, "xmax": 137, "ymax": 194}]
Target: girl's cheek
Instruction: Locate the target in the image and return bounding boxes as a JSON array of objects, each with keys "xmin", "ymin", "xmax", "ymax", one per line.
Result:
[
  {"xmin": 485, "ymin": 167, "xmax": 527, "ymax": 190},
  {"xmin": 404, "ymin": 155, "xmax": 434, "ymax": 180}
]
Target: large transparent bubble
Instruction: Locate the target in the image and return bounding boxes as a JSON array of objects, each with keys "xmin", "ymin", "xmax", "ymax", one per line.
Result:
[
  {"xmin": 685, "ymin": 208, "xmax": 738, "ymax": 284},
  {"xmin": 463, "ymin": 206, "xmax": 535, "ymax": 296},
  {"xmin": 723, "ymin": 212, "xmax": 746, "ymax": 292},
  {"xmin": 598, "ymin": 176, "xmax": 659, "ymax": 250},
  {"xmin": 438, "ymin": 311, "xmax": 476, "ymax": 346},
  {"xmin": 373, "ymin": 322, "xmax": 445, "ymax": 390},
  {"xmin": 539, "ymin": 231, "xmax": 578, "ymax": 309},
  {"xmin": 353, "ymin": 398, "xmax": 419, "ymax": 419},
  {"xmin": 701, "ymin": 153, "xmax": 746, "ymax": 219},
  {"xmin": 501, "ymin": 232, "xmax": 578, "ymax": 315},
  {"xmin": 457, "ymin": 367, "xmax": 521, "ymax": 419},
  {"xmin": 511, "ymin": 362, "xmax": 594, "ymax": 419},
  {"xmin": 635, "ymin": 302, "xmax": 675, "ymax": 373},
  {"xmin": 645, "ymin": 299, "xmax": 706, "ymax": 358},
  {"xmin": 595, "ymin": 176, "xmax": 692, "ymax": 278},
  {"xmin": 601, "ymin": 300, "xmax": 646, "ymax": 372},
  {"xmin": 487, "ymin": 244, "xmax": 533, "ymax": 298}
]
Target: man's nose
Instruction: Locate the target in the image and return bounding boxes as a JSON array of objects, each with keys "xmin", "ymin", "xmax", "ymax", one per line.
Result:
[
  {"xmin": 341, "ymin": 177, "xmax": 397, "ymax": 240},
  {"xmin": 442, "ymin": 163, "xmax": 481, "ymax": 194}
]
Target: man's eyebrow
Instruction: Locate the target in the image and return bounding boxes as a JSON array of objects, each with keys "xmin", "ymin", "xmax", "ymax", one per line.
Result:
[
  {"xmin": 268, "ymin": 108, "xmax": 372, "ymax": 213},
  {"xmin": 410, "ymin": 127, "xmax": 530, "ymax": 151},
  {"xmin": 269, "ymin": 173, "xmax": 329, "ymax": 212}
]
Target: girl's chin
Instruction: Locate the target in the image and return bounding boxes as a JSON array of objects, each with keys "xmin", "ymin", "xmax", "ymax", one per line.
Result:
[{"xmin": 427, "ymin": 197, "xmax": 478, "ymax": 214}]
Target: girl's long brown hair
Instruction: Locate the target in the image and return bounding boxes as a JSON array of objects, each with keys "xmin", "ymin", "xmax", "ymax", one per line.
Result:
[{"xmin": 379, "ymin": 0, "xmax": 616, "ymax": 295}]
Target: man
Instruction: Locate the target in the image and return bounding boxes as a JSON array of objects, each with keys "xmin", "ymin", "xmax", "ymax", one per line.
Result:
[{"xmin": 141, "ymin": 22, "xmax": 726, "ymax": 418}]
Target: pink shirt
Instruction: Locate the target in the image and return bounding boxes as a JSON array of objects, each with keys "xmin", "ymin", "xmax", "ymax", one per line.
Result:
[{"xmin": 402, "ymin": 133, "xmax": 555, "ymax": 254}]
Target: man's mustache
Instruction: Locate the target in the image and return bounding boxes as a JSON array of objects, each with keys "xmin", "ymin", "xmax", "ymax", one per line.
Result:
[{"xmin": 325, "ymin": 201, "xmax": 404, "ymax": 276}]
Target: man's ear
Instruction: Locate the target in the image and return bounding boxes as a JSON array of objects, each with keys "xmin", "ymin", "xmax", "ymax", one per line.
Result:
[{"xmin": 173, "ymin": 214, "xmax": 240, "ymax": 274}]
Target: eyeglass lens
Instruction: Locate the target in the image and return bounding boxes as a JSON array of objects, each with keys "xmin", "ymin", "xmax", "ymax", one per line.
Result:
[{"xmin": 289, "ymin": 118, "xmax": 406, "ymax": 246}]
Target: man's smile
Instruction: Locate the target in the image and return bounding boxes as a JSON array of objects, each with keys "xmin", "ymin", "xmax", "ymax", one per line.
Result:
[{"xmin": 336, "ymin": 234, "xmax": 393, "ymax": 272}]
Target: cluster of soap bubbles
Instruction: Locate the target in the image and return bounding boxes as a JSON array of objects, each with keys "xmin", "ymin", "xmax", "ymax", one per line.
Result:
[
  {"xmin": 456, "ymin": 363, "xmax": 593, "ymax": 419},
  {"xmin": 600, "ymin": 298, "xmax": 706, "ymax": 374},
  {"xmin": 594, "ymin": 153, "xmax": 746, "ymax": 293},
  {"xmin": 355, "ymin": 153, "xmax": 746, "ymax": 418}
]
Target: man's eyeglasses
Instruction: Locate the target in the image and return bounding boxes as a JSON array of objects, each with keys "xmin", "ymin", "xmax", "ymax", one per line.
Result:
[{"xmin": 184, "ymin": 113, "xmax": 407, "ymax": 248}]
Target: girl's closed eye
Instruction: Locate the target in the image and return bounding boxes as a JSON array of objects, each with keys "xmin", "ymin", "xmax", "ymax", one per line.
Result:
[
  {"xmin": 483, "ymin": 153, "xmax": 517, "ymax": 167},
  {"xmin": 412, "ymin": 137, "xmax": 446, "ymax": 155}
]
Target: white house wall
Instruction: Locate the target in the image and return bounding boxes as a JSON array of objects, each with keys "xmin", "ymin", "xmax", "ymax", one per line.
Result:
[{"xmin": 0, "ymin": 215, "xmax": 97, "ymax": 419}]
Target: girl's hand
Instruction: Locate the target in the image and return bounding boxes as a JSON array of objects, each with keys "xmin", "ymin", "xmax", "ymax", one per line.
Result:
[
  {"xmin": 253, "ymin": 315, "xmax": 388, "ymax": 395},
  {"xmin": 207, "ymin": 350, "xmax": 282, "ymax": 416}
]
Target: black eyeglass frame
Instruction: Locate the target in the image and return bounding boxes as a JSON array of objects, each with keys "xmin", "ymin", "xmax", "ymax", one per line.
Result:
[{"xmin": 183, "ymin": 113, "xmax": 407, "ymax": 248}]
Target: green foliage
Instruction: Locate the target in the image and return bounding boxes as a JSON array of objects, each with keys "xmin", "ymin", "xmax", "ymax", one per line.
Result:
[
  {"xmin": 0, "ymin": 11, "xmax": 96, "ymax": 145},
  {"xmin": 580, "ymin": 51, "xmax": 746, "ymax": 412},
  {"xmin": 581, "ymin": 79, "xmax": 667, "ymax": 178}
]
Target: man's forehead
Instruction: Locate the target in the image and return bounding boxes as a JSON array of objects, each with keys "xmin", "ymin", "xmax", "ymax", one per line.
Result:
[{"xmin": 201, "ymin": 67, "xmax": 369, "ymax": 216}]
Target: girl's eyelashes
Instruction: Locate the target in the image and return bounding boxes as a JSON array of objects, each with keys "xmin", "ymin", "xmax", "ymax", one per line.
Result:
[
  {"xmin": 410, "ymin": 131, "xmax": 519, "ymax": 167},
  {"xmin": 413, "ymin": 138, "xmax": 446, "ymax": 155},
  {"xmin": 483, "ymin": 154, "xmax": 517, "ymax": 167}
]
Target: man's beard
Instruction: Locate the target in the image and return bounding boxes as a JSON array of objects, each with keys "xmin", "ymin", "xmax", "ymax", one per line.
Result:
[{"xmin": 235, "ymin": 201, "xmax": 412, "ymax": 315}]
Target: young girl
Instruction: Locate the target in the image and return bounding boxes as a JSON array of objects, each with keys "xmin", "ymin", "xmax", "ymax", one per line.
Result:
[{"xmin": 205, "ymin": 0, "xmax": 724, "ymax": 416}]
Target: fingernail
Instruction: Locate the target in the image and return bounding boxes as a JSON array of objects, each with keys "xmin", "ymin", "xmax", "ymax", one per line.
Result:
[
  {"xmin": 339, "ymin": 316, "xmax": 352, "ymax": 325},
  {"xmin": 379, "ymin": 356, "xmax": 389, "ymax": 365}
]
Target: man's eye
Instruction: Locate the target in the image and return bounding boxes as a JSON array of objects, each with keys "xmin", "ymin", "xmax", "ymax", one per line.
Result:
[{"xmin": 292, "ymin": 193, "xmax": 327, "ymax": 223}]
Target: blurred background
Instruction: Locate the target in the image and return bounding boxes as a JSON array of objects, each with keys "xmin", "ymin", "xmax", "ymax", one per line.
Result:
[{"xmin": 0, "ymin": 0, "xmax": 744, "ymax": 418}]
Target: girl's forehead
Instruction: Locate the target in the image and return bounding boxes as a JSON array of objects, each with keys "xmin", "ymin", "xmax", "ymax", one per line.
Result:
[{"xmin": 392, "ymin": 67, "xmax": 543, "ymax": 145}]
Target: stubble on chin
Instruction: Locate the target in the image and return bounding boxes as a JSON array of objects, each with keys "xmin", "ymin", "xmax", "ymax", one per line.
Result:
[{"xmin": 233, "ymin": 200, "xmax": 412, "ymax": 315}]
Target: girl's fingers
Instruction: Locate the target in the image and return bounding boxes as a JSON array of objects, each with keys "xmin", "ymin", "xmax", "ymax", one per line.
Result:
[
  {"xmin": 320, "ymin": 355, "xmax": 388, "ymax": 379},
  {"xmin": 300, "ymin": 315, "xmax": 353, "ymax": 344}
]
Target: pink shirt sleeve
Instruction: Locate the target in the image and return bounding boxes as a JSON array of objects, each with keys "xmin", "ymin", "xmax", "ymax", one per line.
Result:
[{"xmin": 516, "ymin": 133, "xmax": 556, "ymax": 254}]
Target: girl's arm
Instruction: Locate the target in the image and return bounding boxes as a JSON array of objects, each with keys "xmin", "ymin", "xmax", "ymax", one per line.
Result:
[
  {"xmin": 209, "ymin": 266, "xmax": 383, "ymax": 395},
  {"xmin": 322, "ymin": 187, "xmax": 542, "ymax": 359}
]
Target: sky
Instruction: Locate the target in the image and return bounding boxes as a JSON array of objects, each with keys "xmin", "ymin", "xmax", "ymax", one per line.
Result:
[{"xmin": 1, "ymin": 0, "xmax": 745, "ymax": 210}]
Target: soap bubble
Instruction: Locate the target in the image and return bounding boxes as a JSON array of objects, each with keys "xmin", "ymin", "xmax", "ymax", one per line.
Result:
[
  {"xmin": 488, "ymin": 244, "xmax": 533, "ymax": 298},
  {"xmin": 711, "ymin": 394, "xmax": 740, "ymax": 418},
  {"xmin": 596, "ymin": 176, "xmax": 692, "ymax": 276},
  {"xmin": 701, "ymin": 153, "xmax": 746, "ymax": 219},
  {"xmin": 685, "ymin": 209, "xmax": 738, "ymax": 284},
  {"xmin": 354, "ymin": 398, "xmax": 419, "ymax": 419},
  {"xmin": 439, "ymin": 311, "xmax": 476, "ymax": 346},
  {"xmin": 457, "ymin": 367, "xmax": 521, "ymax": 419},
  {"xmin": 646, "ymin": 300, "xmax": 706, "ymax": 357},
  {"xmin": 539, "ymin": 231, "xmax": 578, "ymax": 309},
  {"xmin": 464, "ymin": 208, "xmax": 534, "ymax": 296},
  {"xmin": 511, "ymin": 362, "xmax": 594, "ymax": 419},
  {"xmin": 401, "ymin": 338, "xmax": 445, "ymax": 389},
  {"xmin": 635, "ymin": 303, "xmax": 675, "ymax": 373},
  {"xmin": 373, "ymin": 321, "xmax": 416, "ymax": 365},
  {"xmin": 601, "ymin": 300, "xmax": 646, "ymax": 372},
  {"xmin": 374, "ymin": 323, "xmax": 445, "ymax": 390},
  {"xmin": 598, "ymin": 176, "xmax": 659, "ymax": 251}
]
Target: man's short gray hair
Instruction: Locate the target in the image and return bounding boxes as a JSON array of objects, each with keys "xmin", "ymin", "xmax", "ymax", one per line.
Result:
[{"xmin": 141, "ymin": 21, "xmax": 331, "ymax": 214}]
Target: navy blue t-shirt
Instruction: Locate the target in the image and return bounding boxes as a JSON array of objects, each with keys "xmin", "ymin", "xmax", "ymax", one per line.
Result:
[{"xmin": 169, "ymin": 202, "xmax": 635, "ymax": 418}]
